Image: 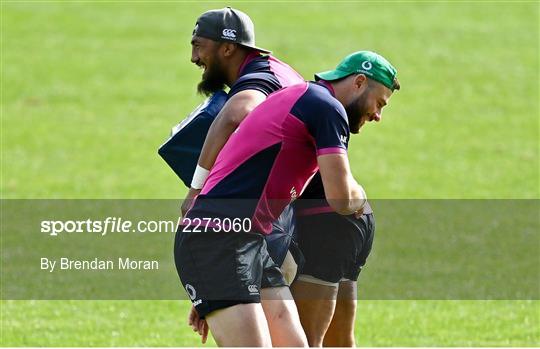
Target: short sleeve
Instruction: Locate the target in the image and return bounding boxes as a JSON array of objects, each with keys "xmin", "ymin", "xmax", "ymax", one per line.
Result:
[
  {"xmin": 309, "ymin": 104, "xmax": 349, "ymax": 155},
  {"xmin": 228, "ymin": 72, "xmax": 281, "ymax": 99},
  {"xmin": 291, "ymin": 87, "xmax": 349, "ymax": 155}
]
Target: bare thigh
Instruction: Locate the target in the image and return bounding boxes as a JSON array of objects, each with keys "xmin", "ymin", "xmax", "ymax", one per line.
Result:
[
  {"xmin": 290, "ymin": 279, "xmax": 339, "ymax": 347},
  {"xmin": 205, "ymin": 303, "xmax": 272, "ymax": 347},
  {"xmin": 261, "ymin": 286, "xmax": 308, "ymax": 347},
  {"xmin": 323, "ymin": 280, "xmax": 357, "ymax": 347}
]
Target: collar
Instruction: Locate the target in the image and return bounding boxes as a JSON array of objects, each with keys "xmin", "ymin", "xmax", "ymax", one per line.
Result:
[
  {"xmin": 237, "ymin": 51, "xmax": 262, "ymax": 77},
  {"xmin": 316, "ymin": 80, "xmax": 336, "ymax": 97}
]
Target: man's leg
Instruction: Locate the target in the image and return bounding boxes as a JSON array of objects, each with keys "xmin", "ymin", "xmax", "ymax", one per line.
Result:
[
  {"xmin": 323, "ymin": 280, "xmax": 357, "ymax": 347},
  {"xmin": 279, "ymin": 251, "xmax": 298, "ymax": 286},
  {"xmin": 176, "ymin": 228, "xmax": 280, "ymax": 347},
  {"xmin": 260, "ymin": 286, "xmax": 308, "ymax": 347},
  {"xmin": 290, "ymin": 277, "xmax": 339, "ymax": 347},
  {"xmin": 205, "ymin": 303, "xmax": 272, "ymax": 347}
]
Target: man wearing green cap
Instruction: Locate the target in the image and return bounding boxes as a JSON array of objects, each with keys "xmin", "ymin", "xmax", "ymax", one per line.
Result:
[
  {"xmin": 175, "ymin": 50, "xmax": 399, "ymax": 346},
  {"xmin": 291, "ymin": 51, "xmax": 400, "ymax": 347}
]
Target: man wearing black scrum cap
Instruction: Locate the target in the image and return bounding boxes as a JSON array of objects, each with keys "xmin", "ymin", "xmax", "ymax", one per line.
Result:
[
  {"xmin": 177, "ymin": 7, "xmax": 306, "ymax": 347},
  {"xmin": 184, "ymin": 7, "xmax": 303, "ymax": 195}
]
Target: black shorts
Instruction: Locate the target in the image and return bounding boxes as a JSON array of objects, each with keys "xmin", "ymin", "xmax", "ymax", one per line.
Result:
[
  {"xmin": 174, "ymin": 225, "xmax": 286, "ymax": 318},
  {"xmin": 296, "ymin": 212, "xmax": 375, "ymax": 284},
  {"xmin": 266, "ymin": 205, "xmax": 305, "ymax": 278},
  {"xmin": 266, "ymin": 204, "xmax": 297, "ymax": 266}
]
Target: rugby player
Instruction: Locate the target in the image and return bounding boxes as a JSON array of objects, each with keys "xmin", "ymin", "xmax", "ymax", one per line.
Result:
[
  {"xmin": 293, "ymin": 173, "xmax": 376, "ymax": 347},
  {"xmin": 291, "ymin": 54, "xmax": 399, "ymax": 347},
  {"xmin": 178, "ymin": 7, "xmax": 304, "ymax": 344},
  {"xmin": 175, "ymin": 51, "xmax": 400, "ymax": 346},
  {"xmin": 181, "ymin": 7, "xmax": 303, "ymax": 209}
]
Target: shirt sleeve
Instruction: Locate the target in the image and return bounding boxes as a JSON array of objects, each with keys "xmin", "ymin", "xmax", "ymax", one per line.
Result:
[
  {"xmin": 303, "ymin": 101, "xmax": 350, "ymax": 155},
  {"xmin": 227, "ymin": 72, "xmax": 282, "ymax": 99}
]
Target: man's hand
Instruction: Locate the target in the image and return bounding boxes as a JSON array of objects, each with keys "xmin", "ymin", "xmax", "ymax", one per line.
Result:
[
  {"xmin": 187, "ymin": 305, "xmax": 208, "ymax": 344},
  {"xmin": 318, "ymin": 153, "xmax": 367, "ymax": 215},
  {"xmin": 353, "ymin": 183, "xmax": 367, "ymax": 218},
  {"xmin": 181, "ymin": 187, "xmax": 201, "ymax": 217},
  {"xmin": 354, "ymin": 207, "xmax": 364, "ymax": 219}
]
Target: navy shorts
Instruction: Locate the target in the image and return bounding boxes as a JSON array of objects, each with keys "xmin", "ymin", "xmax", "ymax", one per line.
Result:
[
  {"xmin": 296, "ymin": 212, "xmax": 375, "ymax": 283},
  {"xmin": 174, "ymin": 224, "xmax": 286, "ymax": 318}
]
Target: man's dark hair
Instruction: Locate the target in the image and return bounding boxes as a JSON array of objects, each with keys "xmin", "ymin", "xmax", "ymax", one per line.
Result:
[
  {"xmin": 366, "ymin": 76, "xmax": 400, "ymax": 91},
  {"xmin": 392, "ymin": 77, "xmax": 401, "ymax": 91},
  {"xmin": 328, "ymin": 74, "xmax": 400, "ymax": 91}
]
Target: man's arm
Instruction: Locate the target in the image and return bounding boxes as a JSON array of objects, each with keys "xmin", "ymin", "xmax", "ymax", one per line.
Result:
[
  {"xmin": 181, "ymin": 89, "xmax": 266, "ymax": 215},
  {"xmin": 197, "ymin": 89, "xmax": 266, "ymax": 170},
  {"xmin": 317, "ymin": 153, "xmax": 366, "ymax": 215}
]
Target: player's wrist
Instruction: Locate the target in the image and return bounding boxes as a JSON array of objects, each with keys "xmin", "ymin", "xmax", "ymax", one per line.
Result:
[
  {"xmin": 356, "ymin": 184, "xmax": 367, "ymax": 209},
  {"xmin": 191, "ymin": 165, "xmax": 210, "ymax": 190}
]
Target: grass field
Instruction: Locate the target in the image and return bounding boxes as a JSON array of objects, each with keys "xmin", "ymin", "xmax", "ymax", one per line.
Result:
[
  {"xmin": 2, "ymin": 300, "xmax": 537, "ymax": 346},
  {"xmin": 1, "ymin": 1, "xmax": 539, "ymax": 347}
]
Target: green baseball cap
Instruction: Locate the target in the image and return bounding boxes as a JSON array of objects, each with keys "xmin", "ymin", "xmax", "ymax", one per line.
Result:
[{"xmin": 315, "ymin": 51, "xmax": 398, "ymax": 91}]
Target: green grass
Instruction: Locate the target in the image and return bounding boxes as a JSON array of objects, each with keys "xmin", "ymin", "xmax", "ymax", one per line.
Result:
[
  {"xmin": 1, "ymin": 300, "xmax": 538, "ymax": 347},
  {"xmin": 1, "ymin": 1, "xmax": 538, "ymax": 199},
  {"xmin": 1, "ymin": 1, "xmax": 539, "ymax": 347}
]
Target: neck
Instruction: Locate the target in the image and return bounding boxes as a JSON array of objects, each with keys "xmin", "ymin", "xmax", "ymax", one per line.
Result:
[
  {"xmin": 329, "ymin": 80, "xmax": 350, "ymax": 107},
  {"xmin": 224, "ymin": 50, "xmax": 253, "ymax": 87}
]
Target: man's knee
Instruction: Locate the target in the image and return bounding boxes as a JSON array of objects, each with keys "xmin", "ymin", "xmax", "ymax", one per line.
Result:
[
  {"xmin": 260, "ymin": 287, "xmax": 308, "ymax": 347},
  {"xmin": 305, "ymin": 329, "xmax": 325, "ymax": 347},
  {"xmin": 323, "ymin": 332, "xmax": 355, "ymax": 347},
  {"xmin": 262, "ymin": 298, "xmax": 298, "ymax": 324}
]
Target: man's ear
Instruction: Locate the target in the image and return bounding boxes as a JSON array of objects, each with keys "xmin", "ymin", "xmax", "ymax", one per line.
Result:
[
  {"xmin": 221, "ymin": 42, "xmax": 237, "ymax": 57},
  {"xmin": 354, "ymin": 74, "xmax": 368, "ymax": 89}
]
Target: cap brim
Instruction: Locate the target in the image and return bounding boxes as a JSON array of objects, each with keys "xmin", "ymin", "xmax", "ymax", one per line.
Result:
[
  {"xmin": 314, "ymin": 69, "xmax": 351, "ymax": 81},
  {"xmin": 239, "ymin": 43, "xmax": 271, "ymax": 54}
]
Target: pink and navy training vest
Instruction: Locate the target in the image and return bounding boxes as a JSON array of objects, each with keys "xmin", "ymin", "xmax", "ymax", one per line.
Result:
[
  {"xmin": 186, "ymin": 81, "xmax": 350, "ymax": 234},
  {"xmin": 228, "ymin": 51, "xmax": 304, "ymax": 99}
]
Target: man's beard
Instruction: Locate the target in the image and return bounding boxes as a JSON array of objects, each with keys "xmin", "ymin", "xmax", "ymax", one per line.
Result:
[
  {"xmin": 345, "ymin": 91, "xmax": 369, "ymax": 134},
  {"xmin": 197, "ymin": 61, "xmax": 227, "ymax": 96}
]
